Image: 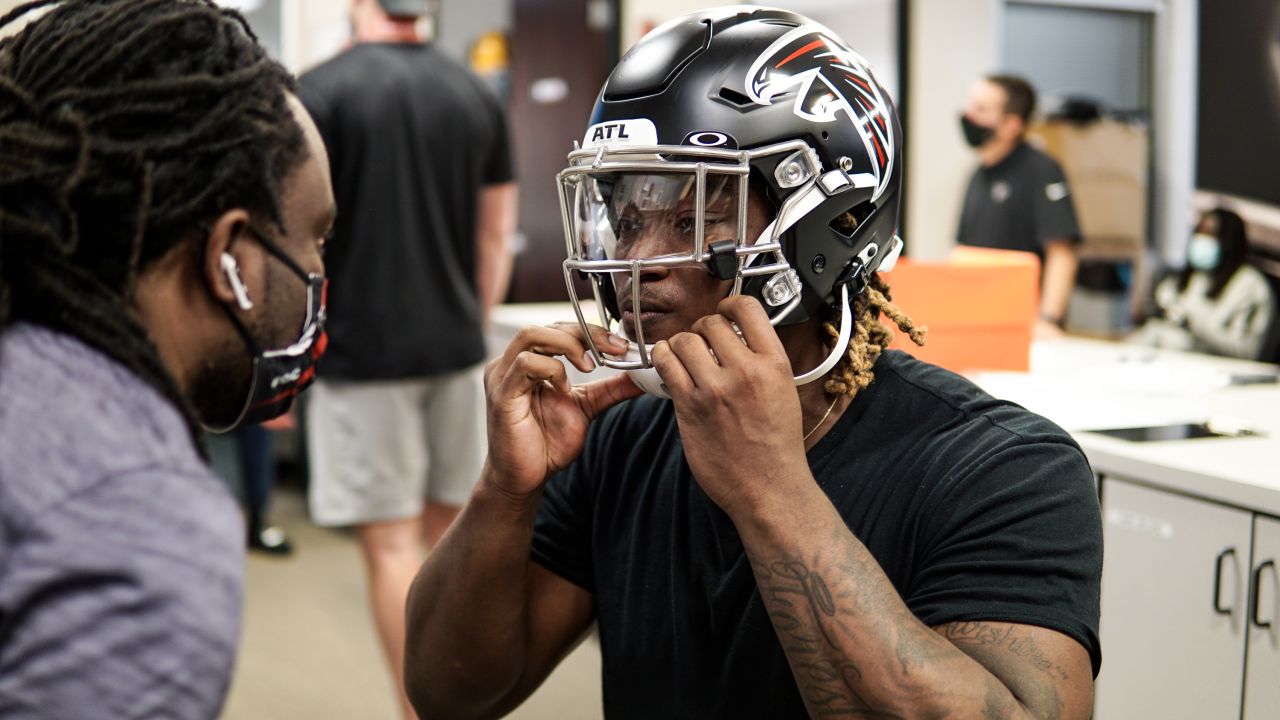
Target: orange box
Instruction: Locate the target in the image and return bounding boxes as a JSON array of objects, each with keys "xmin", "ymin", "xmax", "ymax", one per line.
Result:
[{"xmin": 879, "ymin": 247, "xmax": 1039, "ymax": 372}]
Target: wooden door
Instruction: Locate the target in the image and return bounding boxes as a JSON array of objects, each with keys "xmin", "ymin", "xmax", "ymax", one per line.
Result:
[{"xmin": 506, "ymin": 0, "xmax": 613, "ymax": 302}]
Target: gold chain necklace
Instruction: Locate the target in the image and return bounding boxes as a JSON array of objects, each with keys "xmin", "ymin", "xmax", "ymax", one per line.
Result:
[{"xmin": 803, "ymin": 395, "xmax": 842, "ymax": 443}]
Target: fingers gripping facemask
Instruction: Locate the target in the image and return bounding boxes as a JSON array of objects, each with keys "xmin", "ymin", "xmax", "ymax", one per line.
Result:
[
  {"xmin": 617, "ymin": 282, "xmax": 856, "ymax": 399},
  {"xmin": 558, "ymin": 142, "xmax": 903, "ymax": 398},
  {"xmin": 204, "ymin": 228, "xmax": 328, "ymax": 433}
]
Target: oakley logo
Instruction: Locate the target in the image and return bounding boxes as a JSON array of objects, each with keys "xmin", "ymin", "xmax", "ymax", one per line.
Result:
[
  {"xmin": 745, "ymin": 23, "xmax": 895, "ymax": 201},
  {"xmin": 686, "ymin": 131, "xmax": 731, "ymax": 147}
]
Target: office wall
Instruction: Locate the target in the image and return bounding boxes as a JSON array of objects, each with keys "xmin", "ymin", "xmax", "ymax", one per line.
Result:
[
  {"xmin": 437, "ymin": 0, "xmax": 512, "ymax": 64},
  {"xmin": 1005, "ymin": 4, "xmax": 1151, "ymax": 113},
  {"xmin": 620, "ymin": 0, "xmax": 709, "ymax": 50},
  {"xmin": 286, "ymin": 0, "xmax": 510, "ymax": 72},
  {"xmin": 0, "ymin": 0, "xmax": 41, "ymax": 31},
  {"xmin": 905, "ymin": 0, "xmax": 1001, "ymax": 260},
  {"xmin": 619, "ymin": 0, "xmax": 897, "ymax": 90},
  {"xmin": 1154, "ymin": 0, "xmax": 1197, "ymax": 263},
  {"xmin": 287, "ymin": 0, "xmax": 348, "ymax": 71}
]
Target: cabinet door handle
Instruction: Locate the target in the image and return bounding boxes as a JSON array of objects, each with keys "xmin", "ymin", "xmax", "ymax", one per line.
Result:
[
  {"xmin": 1214, "ymin": 547, "xmax": 1237, "ymax": 615},
  {"xmin": 1252, "ymin": 559, "xmax": 1275, "ymax": 630}
]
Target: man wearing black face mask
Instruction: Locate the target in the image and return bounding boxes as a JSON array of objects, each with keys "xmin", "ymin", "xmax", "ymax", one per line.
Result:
[
  {"xmin": 957, "ymin": 74, "xmax": 1081, "ymax": 338},
  {"xmin": 0, "ymin": 2, "xmax": 334, "ymax": 717},
  {"xmin": 197, "ymin": 223, "xmax": 330, "ymax": 432}
]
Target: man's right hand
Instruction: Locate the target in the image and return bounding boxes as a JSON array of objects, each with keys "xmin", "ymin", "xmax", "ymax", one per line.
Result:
[{"xmin": 483, "ymin": 322, "xmax": 642, "ymax": 497}]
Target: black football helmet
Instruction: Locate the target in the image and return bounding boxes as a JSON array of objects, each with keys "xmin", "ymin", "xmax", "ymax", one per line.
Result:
[{"xmin": 558, "ymin": 6, "xmax": 903, "ymax": 394}]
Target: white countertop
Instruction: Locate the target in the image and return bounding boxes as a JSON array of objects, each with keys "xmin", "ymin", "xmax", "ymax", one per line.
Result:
[
  {"xmin": 491, "ymin": 303, "xmax": 1280, "ymax": 515},
  {"xmin": 970, "ymin": 337, "xmax": 1280, "ymax": 515}
]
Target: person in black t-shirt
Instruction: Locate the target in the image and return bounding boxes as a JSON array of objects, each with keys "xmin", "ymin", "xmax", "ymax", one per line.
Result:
[
  {"xmin": 958, "ymin": 74, "xmax": 1082, "ymax": 338},
  {"xmin": 406, "ymin": 9, "xmax": 1101, "ymax": 719},
  {"xmin": 298, "ymin": 0, "xmax": 516, "ymax": 716}
]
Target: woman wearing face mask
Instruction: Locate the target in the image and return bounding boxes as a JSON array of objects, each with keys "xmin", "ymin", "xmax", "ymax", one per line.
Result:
[{"xmin": 1130, "ymin": 208, "xmax": 1276, "ymax": 360}]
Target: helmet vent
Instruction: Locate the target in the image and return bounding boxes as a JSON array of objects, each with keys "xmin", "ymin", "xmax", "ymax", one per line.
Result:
[
  {"xmin": 717, "ymin": 86, "xmax": 753, "ymax": 107},
  {"xmin": 830, "ymin": 202, "xmax": 876, "ymax": 239}
]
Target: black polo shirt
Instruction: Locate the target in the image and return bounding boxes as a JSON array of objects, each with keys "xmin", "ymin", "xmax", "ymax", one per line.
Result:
[{"xmin": 957, "ymin": 142, "xmax": 1081, "ymax": 261}]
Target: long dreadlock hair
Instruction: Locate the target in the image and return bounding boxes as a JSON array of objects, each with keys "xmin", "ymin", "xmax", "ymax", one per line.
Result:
[
  {"xmin": 822, "ymin": 273, "xmax": 926, "ymax": 399},
  {"xmin": 818, "ymin": 211, "xmax": 927, "ymax": 400},
  {"xmin": 0, "ymin": 0, "xmax": 307, "ymax": 452}
]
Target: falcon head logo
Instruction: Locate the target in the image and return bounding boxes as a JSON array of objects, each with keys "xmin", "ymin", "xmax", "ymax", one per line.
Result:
[{"xmin": 745, "ymin": 24, "xmax": 895, "ymax": 201}]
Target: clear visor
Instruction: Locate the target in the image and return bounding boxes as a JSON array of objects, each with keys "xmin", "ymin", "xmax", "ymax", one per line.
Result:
[
  {"xmin": 557, "ymin": 148, "xmax": 802, "ymax": 371},
  {"xmin": 567, "ymin": 171, "xmax": 744, "ymax": 265}
]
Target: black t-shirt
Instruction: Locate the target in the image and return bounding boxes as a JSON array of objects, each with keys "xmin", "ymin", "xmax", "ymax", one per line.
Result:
[
  {"xmin": 300, "ymin": 43, "xmax": 513, "ymax": 380},
  {"xmin": 957, "ymin": 142, "xmax": 1081, "ymax": 261},
  {"xmin": 532, "ymin": 350, "xmax": 1102, "ymax": 718}
]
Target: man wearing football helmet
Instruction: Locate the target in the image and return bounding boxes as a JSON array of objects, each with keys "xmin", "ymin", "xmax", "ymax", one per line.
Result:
[{"xmin": 406, "ymin": 8, "xmax": 1101, "ymax": 719}]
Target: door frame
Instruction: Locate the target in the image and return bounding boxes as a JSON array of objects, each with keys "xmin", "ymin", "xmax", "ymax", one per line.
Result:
[{"xmin": 1003, "ymin": 0, "xmax": 1196, "ymax": 266}]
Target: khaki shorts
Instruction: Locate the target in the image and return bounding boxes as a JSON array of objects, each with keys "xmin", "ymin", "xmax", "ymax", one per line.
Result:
[{"xmin": 306, "ymin": 365, "xmax": 487, "ymax": 527}]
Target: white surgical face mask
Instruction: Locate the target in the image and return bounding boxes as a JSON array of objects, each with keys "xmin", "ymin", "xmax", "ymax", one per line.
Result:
[{"xmin": 1187, "ymin": 233, "xmax": 1221, "ymax": 272}]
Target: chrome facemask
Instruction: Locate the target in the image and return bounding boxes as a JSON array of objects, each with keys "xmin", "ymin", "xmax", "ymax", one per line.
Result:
[{"xmin": 557, "ymin": 140, "xmax": 861, "ymax": 397}]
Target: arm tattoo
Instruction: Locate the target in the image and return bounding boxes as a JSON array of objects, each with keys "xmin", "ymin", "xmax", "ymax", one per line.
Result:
[
  {"xmin": 941, "ymin": 621, "xmax": 1070, "ymax": 682},
  {"xmin": 747, "ymin": 543, "xmax": 1070, "ymax": 717},
  {"xmin": 752, "ymin": 557, "xmax": 903, "ymax": 719},
  {"xmin": 746, "ymin": 524, "xmax": 1073, "ymax": 720},
  {"xmin": 941, "ymin": 622, "xmax": 1066, "ymax": 720}
]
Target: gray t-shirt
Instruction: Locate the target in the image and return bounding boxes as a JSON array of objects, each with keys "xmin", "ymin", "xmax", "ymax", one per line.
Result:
[{"xmin": 0, "ymin": 324, "xmax": 243, "ymax": 719}]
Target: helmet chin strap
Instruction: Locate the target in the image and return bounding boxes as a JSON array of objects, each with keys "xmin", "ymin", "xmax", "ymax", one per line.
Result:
[
  {"xmin": 624, "ymin": 283, "xmax": 854, "ymax": 399},
  {"xmin": 793, "ymin": 282, "xmax": 853, "ymax": 386},
  {"xmin": 624, "ymin": 358, "xmax": 672, "ymax": 399}
]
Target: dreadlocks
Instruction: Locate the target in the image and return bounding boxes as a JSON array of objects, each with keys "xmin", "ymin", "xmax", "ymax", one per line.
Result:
[
  {"xmin": 0, "ymin": 0, "xmax": 307, "ymax": 451},
  {"xmin": 821, "ymin": 274, "xmax": 927, "ymax": 400},
  {"xmin": 813, "ymin": 209, "xmax": 926, "ymax": 400}
]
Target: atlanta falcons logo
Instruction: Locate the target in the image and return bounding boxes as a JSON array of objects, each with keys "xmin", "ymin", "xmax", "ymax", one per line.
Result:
[{"xmin": 745, "ymin": 24, "xmax": 895, "ymax": 201}]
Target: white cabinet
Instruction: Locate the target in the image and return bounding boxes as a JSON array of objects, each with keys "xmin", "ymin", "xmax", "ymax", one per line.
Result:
[
  {"xmin": 1095, "ymin": 477, "xmax": 1251, "ymax": 719},
  {"xmin": 1244, "ymin": 515, "xmax": 1280, "ymax": 720},
  {"xmin": 1096, "ymin": 477, "xmax": 1280, "ymax": 720}
]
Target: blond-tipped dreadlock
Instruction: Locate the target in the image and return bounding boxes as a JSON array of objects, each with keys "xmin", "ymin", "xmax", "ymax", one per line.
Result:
[
  {"xmin": 821, "ymin": 273, "xmax": 926, "ymax": 399},
  {"xmin": 817, "ymin": 210, "xmax": 926, "ymax": 399}
]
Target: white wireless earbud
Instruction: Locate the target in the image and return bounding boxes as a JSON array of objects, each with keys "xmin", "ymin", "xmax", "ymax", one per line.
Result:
[{"xmin": 220, "ymin": 252, "xmax": 254, "ymax": 310}]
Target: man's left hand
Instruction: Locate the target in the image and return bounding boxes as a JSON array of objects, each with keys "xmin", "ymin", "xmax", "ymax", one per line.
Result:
[{"xmin": 650, "ymin": 295, "xmax": 811, "ymax": 519}]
